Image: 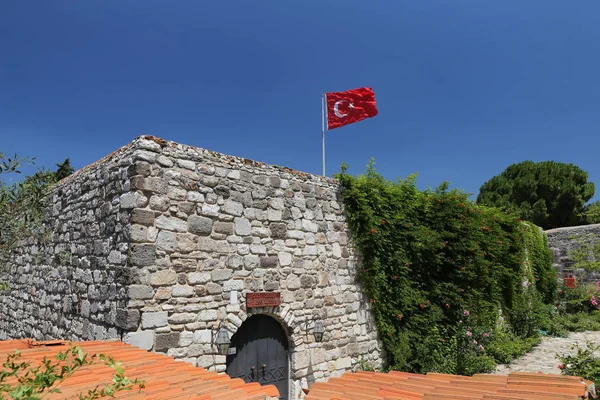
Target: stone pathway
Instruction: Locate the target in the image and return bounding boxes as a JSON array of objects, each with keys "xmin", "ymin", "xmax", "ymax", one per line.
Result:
[{"xmin": 494, "ymin": 331, "xmax": 600, "ymax": 375}]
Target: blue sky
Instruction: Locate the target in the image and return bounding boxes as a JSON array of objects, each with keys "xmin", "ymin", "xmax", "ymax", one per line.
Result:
[{"xmin": 1, "ymin": 1, "xmax": 599, "ymax": 201}]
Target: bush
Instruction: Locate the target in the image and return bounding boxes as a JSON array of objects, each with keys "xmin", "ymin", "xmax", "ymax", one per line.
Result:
[
  {"xmin": 486, "ymin": 330, "xmax": 541, "ymax": 364},
  {"xmin": 555, "ymin": 311, "xmax": 600, "ymax": 332},
  {"xmin": 336, "ymin": 161, "xmax": 555, "ymax": 374},
  {"xmin": 558, "ymin": 342, "xmax": 600, "ymax": 388}
]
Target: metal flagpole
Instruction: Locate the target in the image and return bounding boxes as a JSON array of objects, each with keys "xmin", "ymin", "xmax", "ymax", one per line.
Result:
[{"xmin": 321, "ymin": 93, "xmax": 327, "ymax": 176}]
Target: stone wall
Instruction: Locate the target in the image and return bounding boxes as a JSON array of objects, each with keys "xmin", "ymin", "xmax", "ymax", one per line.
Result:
[
  {"xmin": 0, "ymin": 136, "xmax": 383, "ymax": 399},
  {"xmin": 0, "ymin": 144, "xmax": 136, "ymax": 341},
  {"xmin": 546, "ymin": 223, "xmax": 600, "ymax": 282}
]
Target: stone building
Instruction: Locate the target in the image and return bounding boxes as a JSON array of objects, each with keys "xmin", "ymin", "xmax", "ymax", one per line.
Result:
[{"xmin": 0, "ymin": 136, "xmax": 383, "ymax": 399}]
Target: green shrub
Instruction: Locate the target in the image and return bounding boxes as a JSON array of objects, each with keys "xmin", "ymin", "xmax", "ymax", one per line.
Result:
[
  {"xmin": 486, "ymin": 330, "xmax": 541, "ymax": 364},
  {"xmin": 555, "ymin": 311, "xmax": 600, "ymax": 332},
  {"xmin": 558, "ymin": 342, "xmax": 600, "ymax": 388},
  {"xmin": 336, "ymin": 161, "xmax": 555, "ymax": 374}
]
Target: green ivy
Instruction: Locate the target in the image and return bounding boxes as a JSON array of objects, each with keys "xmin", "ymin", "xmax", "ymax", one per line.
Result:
[{"xmin": 336, "ymin": 161, "xmax": 556, "ymax": 374}]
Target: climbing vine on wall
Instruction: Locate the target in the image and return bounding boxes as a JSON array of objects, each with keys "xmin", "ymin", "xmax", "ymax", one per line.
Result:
[{"xmin": 336, "ymin": 161, "xmax": 556, "ymax": 373}]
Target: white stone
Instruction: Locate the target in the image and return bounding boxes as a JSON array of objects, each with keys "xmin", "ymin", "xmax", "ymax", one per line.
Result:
[
  {"xmin": 194, "ymin": 330, "xmax": 212, "ymax": 344},
  {"xmin": 141, "ymin": 311, "xmax": 168, "ymax": 329},
  {"xmin": 156, "ymin": 215, "xmax": 187, "ymax": 232},
  {"xmin": 156, "ymin": 231, "xmax": 177, "ymax": 251},
  {"xmin": 335, "ymin": 357, "xmax": 353, "ymax": 370},
  {"xmin": 172, "ymin": 285, "xmax": 194, "ymax": 297},
  {"xmin": 302, "ymin": 220, "xmax": 319, "ymax": 233},
  {"xmin": 227, "ymin": 170, "xmax": 241, "ymax": 179},
  {"xmin": 223, "ymin": 280, "xmax": 244, "ymax": 291},
  {"xmin": 332, "ymin": 243, "xmax": 342, "ymax": 259},
  {"xmin": 201, "ymin": 203, "xmax": 220, "ymax": 217},
  {"xmin": 223, "ymin": 200, "xmax": 243, "ymax": 216},
  {"xmin": 123, "ymin": 330, "xmax": 154, "ymax": 351},
  {"xmin": 269, "ymin": 198, "xmax": 285, "ymax": 210},
  {"xmin": 268, "ymin": 209, "xmax": 282, "ymax": 221},
  {"xmin": 234, "ymin": 217, "xmax": 252, "ymax": 236},
  {"xmin": 278, "ymin": 252, "xmax": 293, "ymax": 266},
  {"xmin": 179, "ymin": 331, "xmax": 194, "ymax": 347},
  {"xmin": 188, "ymin": 272, "xmax": 210, "ymax": 285}
]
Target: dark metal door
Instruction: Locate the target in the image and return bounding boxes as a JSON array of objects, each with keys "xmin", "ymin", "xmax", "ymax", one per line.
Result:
[{"xmin": 226, "ymin": 315, "xmax": 289, "ymax": 400}]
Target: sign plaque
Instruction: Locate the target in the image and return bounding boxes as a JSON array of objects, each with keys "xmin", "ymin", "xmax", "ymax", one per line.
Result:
[{"xmin": 246, "ymin": 292, "xmax": 281, "ymax": 308}]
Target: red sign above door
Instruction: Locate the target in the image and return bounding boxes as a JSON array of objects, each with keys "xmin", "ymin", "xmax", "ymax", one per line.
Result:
[{"xmin": 246, "ymin": 292, "xmax": 281, "ymax": 308}]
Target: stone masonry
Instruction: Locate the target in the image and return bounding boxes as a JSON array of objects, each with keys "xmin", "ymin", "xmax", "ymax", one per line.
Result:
[
  {"xmin": 546, "ymin": 223, "xmax": 600, "ymax": 283},
  {"xmin": 0, "ymin": 136, "xmax": 383, "ymax": 399}
]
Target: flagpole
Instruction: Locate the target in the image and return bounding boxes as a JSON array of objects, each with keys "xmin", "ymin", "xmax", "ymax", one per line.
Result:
[{"xmin": 321, "ymin": 93, "xmax": 327, "ymax": 176}]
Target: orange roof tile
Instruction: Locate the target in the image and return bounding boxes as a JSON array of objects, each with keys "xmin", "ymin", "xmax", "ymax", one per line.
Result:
[
  {"xmin": 304, "ymin": 371, "xmax": 594, "ymax": 400},
  {"xmin": 0, "ymin": 339, "xmax": 278, "ymax": 399}
]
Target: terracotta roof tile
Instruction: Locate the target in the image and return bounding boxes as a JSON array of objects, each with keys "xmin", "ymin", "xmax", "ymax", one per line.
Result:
[
  {"xmin": 0, "ymin": 340, "xmax": 278, "ymax": 399},
  {"xmin": 305, "ymin": 371, "xmax": 594, "ymax": 400}
]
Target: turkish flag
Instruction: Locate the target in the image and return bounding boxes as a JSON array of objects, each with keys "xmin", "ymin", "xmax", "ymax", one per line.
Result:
[{"xmin": 326, "ymin": 87, "xmax": 378, "ymax": 130}]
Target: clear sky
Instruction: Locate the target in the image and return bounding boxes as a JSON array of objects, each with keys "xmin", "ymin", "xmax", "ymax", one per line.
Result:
[{"xmin": 1, "ymin": 1, "xmax": 599, "ymax": 200}]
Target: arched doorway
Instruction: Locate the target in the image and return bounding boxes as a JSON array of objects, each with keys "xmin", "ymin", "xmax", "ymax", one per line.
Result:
[{"xmin": 226, "ymin": 314, "xmax": 289, "ymax": 400}]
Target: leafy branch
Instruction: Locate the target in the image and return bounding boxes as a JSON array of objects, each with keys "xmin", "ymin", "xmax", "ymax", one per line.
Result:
[{"xmin": 0, "ymin": 345, "xmax": 144, "ymax": 400}]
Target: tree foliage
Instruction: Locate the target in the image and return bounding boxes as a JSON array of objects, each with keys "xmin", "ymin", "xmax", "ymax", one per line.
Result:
[
  {"xmin": 476, "ymin": 161, "xmax": 595, "ymax": 229},
  {"xmin": 337, "ymin": 160, "xmax": 556, "ymax": 374},
  {"xmin": 586, "ymin": 201, "xmax": 600, "ymax": 225},
  {"xmin": 0, "ymin": 153, "xmax": 74, "ymax": 265}
]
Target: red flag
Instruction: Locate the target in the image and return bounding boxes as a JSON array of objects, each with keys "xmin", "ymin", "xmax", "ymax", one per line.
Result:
[{"xmin": 326, "ymin": 87, "xmax": 378, "ymax": 130}]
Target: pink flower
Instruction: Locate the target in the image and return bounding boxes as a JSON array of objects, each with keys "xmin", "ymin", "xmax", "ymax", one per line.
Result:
[
  {"xmin": 483, "ymin": 332, "xmax": 490, "ymax": 337},
  {"xmin": 463, "ymin": 310, "xmax": 470, "ymax": 316},
  {"xmin": 479, "ymin": 345, "xmax": 484, "ymax": 351},
  {"xmin": 473, "ymin": 340, "xmax": 478, "ymax": 345},
  {"xmin": 466, "ymin": 331, "xmax": 472, "ymax": 337}
]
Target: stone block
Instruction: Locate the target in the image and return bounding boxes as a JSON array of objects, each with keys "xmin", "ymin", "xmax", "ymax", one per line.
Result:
[
  {"xmin": 156, "ymin": 215, "xmax": 187, "ymax": 232},
  {"xmin": 188, "ymin": 272, "xmax": 211, "ymax": 285},
  {"xmin": 132, "ymin": 176, "xmax": 167, "ymax": 194},
  {"xmin": 267, "ymin": 209, "xmax": 282, "ymax": 221},
  {"xmin": 172, "ymin": 285, "xmax": 194, "ymax": 297},
  {"xmin": 123, "ymin": 330, "xmax": 154, "ymax": 351},
  {"xmin": 214, "ymin": 221, "xmax": 234, "ymax": 235},
  {"xmin": 335, "ymin": 356, "xmax": 353, "ymax": 370},
  {"xmin": 194, "ymin": 330, "xmax": 212, "ymax": 344},
  {"xmin": 129, "ymin": 244, "xmax": 156, "ymax": 266},
  {"xmin": 130, "ymin": 224, "xmax": 148, "ymax": 242},
  {"xmin": 198, "ymin": 309, "xmax": 218, "ymax": 321},
  {"xmin": 150, "ymin": 269, "xmax": 177, "ymax": 286},
  {"xmin": 155, "ymin": 332, "xmax": 180, "ymax": 351},
  {"xmin": 116, "ymin": 309, "xmax": 140, "ymax": 330},
  {"xmin": 259, "ymin": 256, "xmax": 278, "ymax": 268},
  {"xmin": 222, "ymin": 200, "xmax": 243, "ymax": 216},
  {"xmin": 188, "ymin": 215, "xmax": 213, "ymax": 236},
  {"xmin": 234, "ymin": 217, "xmax": 252, "ymax": 236},
  {"xmin": 120, "ymin": 192, "xmax": 148, "ymax": 209},
  {"xmin": 206, "ymin": 282, "xmax": 223, "ymax": 294},
  {"xmin": 223, "ymin": 280, "xmax": 244, "ymax": 291},
  {"xmin": 128, "ymin": 285, "xmax": 154, "ymax": 300},
  {"xmin": 278, "ymin": 252, "xmax": 293, "ymax": 266},
  {"xmin": 142, "ymin": 311, "xmax": 168, "ymax": 329},
  {"xmin": 131, "ymin": 209, "xmax": 155, "ymax": 226},
  {"xmin": 169, "ymin": 313, "xmax": 197, "ymax": 324},
  {"xmin": 211, "ymin": 269, "xmax": 233, "ymax": 282},
  {"xmin": 269, "ymin": 223, "xmax": 287, "ymax": 239},
  {"xmin": 179, "ymin": 331, "xmax": 194, "ymax": 347}
]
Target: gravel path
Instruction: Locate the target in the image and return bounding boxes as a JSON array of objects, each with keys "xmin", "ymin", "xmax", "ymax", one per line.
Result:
[{"xmin": 494, "ymin": 331, "xmax": 600, "ymax": 375}]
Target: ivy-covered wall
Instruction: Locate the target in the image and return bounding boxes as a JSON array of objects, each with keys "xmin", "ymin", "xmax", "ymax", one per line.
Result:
[{"xmin": 337, "ymin": 162, "xmax": 556, "ymax": 374}]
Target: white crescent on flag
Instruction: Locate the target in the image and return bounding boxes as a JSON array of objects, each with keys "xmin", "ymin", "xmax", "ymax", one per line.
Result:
[{"xmin": 334, "ymin": 100, "xmax": 353, "ymax": 118}]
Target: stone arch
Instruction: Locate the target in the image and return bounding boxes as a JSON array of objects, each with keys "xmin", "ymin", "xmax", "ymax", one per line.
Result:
[{"xmin": 224, "ymin": 305, "xmax": 295, "ymax": 341}]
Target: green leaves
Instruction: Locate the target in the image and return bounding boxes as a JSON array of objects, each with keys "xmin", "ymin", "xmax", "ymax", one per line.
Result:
[
  {"xmin": 337, "ymin": 161, "xmax": 555, "ymax": 375},
  {"xmin": 0, "ymin": 345, "xmax": 144, "ymax": 400},
  {"xmin": 477, "ymin": 161, "xmax": 595, "ymax": 229}
]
